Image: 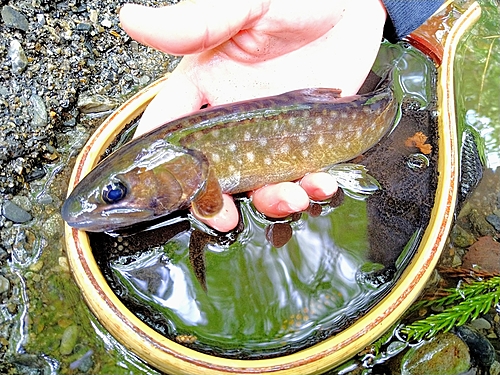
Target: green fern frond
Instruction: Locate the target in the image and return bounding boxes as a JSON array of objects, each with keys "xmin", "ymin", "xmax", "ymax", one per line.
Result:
[{"xmin": 402, "ymin": 276, "xmax": 500, "ymax": 341}]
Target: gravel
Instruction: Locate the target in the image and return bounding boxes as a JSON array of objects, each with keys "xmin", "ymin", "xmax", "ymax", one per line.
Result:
[{"xmin": 0, "ymin": 1, "xmax": 176, "ymax": 373}]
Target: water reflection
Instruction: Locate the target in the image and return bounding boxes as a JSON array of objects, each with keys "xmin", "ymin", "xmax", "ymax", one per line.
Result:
[
  {"xmin": 116, "ymin": 251, "xmax": 205, "ymax": 325},
  {"xmin": 90, "ymin": 41, "xmax": 441, "ymax": 359}
]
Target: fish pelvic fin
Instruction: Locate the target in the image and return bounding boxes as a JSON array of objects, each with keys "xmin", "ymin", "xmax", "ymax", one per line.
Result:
[{"xmin": 191, "ymin": 167, "xmax": 224, "ymax": 217}]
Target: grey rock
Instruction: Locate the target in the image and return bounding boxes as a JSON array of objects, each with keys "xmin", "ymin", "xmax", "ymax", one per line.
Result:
[
  {"xmin": 30, "ymin": 94, "xmax": 48, "ymax": 128},
  {"xmin": 8, "ymin": 39, "xmax": 28, "ymax": 74},
  {"xmin": 469, "ymin": 317, "xmax": 492, "ymax": 331},
  {"xmin": 1, "ymin": 6, "xmax": 29, "ymax": 32},
  {"xmin": 2, "ymin": 200, "xmax": 32, "ymax": 223},
  {"xmin": 11, "ymin": 195, "xmax": 32, "ymax": 213},
  {"xmin": 0, "ymin": 275, "xmax": 10, "ymax": 294},
  {"xmin": 486, "ymin": 214, "xmax": 500, "ymax": 232},
  {"xmin": 76, "ymin": 22, "xmax": 91, "ymax": 31},
  {"xmin": 77, "ymin": 92, "xmax": 118, "ymax": 114}
]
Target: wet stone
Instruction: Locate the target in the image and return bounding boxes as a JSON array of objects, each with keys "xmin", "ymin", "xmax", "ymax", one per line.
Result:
[
  {"xmin": 486, "ymin": 213, "xmax": 500, "ymax": 232},
  {"xmin": 25, "ymin": 167, "xmax": 46, "ymax": 183},
  {"xmin": 77, "ymin": 92, "xmax": 118, "ymax": 114},
  {"xmin": 11, "ymin": 354, "xmax": 53, "ymax": 374},
  {"xmin": 60, "ymin": 324, "xmax": 79, "ymax": 355},
  {"xmin": 456, "ymin": 325, "xmax": 496, "ymax": 372},
  {"xmin": 0, "ymin": 275, "xmax": 10, "ymax": 294},
  {"xmin": 400, "ymin": 332, "xmax": 470, "ymax": 375},
  {"xmin": 469, "ymin": 317, "xmax": 492, "ymax": 331},
  {"xmin": 11, "ymin": 195, "xmax": 32, "ymax": 213},
  {"xmin": 2, "ymin": 200, "xmax": 32, "ymax": 223},
  {"xmin": 1, "ymin": 5, "xmax": 29, "ymax": 32},
  {"xmin": 76, "ymin": 22, "xmax": 91, "ymax": 31},
  {"xmin": 70, "ymin": 349, "xmax": 94, "ymax": 372},
  {"xmin": 462, "ymin": 236, "xmax": 500, "ymax": 273},
  {"xmin": 469, "ymin": 209, "xmax": 496, "ymax": 237},
  {"xmin": 450, "ymin": 224, "xmax": 476, "ymax": 248}
]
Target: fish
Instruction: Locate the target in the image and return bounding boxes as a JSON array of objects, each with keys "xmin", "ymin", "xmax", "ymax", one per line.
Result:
[{"xmin": 62, "ymin": 77, "xmax": 398, "ymax": 232}]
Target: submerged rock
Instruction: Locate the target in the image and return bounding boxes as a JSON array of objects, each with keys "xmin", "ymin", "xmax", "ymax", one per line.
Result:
[
  {"xmin": 60, "ymin": 325, "xmax": 79, "ymax": 355},
  {"xmin": 462, "ymin": 236, "xmax": 500, "ymax": 273},
  {"xmin": 400, "ymin": 332, "xmax": 470, "ymax": 375},
  {"xmin": 1, "ymin": 200, "xmax": 32, "ymax": 223},
  {"xmin": 456, "ymin": 325, "xmax": 496, "ymax": 373},
  {"xmin": 486, "ymin": 213, "xmax": 500, "ymax": 232}
]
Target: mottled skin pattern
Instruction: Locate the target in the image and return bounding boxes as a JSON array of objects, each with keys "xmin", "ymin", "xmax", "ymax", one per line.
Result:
[{"xmin": 62, "ymin": 83, "xmax": 397, "ymax": 232}]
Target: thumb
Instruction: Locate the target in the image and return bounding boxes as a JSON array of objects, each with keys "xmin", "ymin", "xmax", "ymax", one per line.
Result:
[{"xmin": 119, "ymin": 0, "xmax": 269, "ymax": 55}]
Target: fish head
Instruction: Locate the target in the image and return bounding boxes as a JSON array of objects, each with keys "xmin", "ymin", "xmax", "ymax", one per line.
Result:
[{"xmin": 62, "ymin": 139, "xmax": 209, "ymax": 232}]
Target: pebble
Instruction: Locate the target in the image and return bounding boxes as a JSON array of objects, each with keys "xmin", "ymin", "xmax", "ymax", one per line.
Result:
[
  {"xmin": 486, "ymin": 214, "xmax": 500, "ymax": 232},
  {"xmin": 450, "ymin": 224, "xmax": 476, "ymax": 248},
  {"xmin": 400, "ymin": 332, "xmax": 470, "ymax": 375},
  {"xmin": 11, "ymin": 195, "xmax": 32, "ymax": 212},
  {"xmin": 69, "ymin": 349, "xmax": 94, "ymax": 371},
  {"xmin": 462, "ymin": 236, "xmax": 500, "ymax": 272},
  {"xmin": 100, "ymin": 18, "xmax": 112, "ymax": 28},
  {"xmin": 1, "ymin": 5, "xmax": 29, "ymax": 32},
  {"xmin": 30, "ymin": 94, "xmax": 48, "ymax": 127},
  {"xmin": 491, "ymin": 361, "xmax": 500, "ymax": 375},
  {"xmin": 469, "ymin": 317, "xmax": 492, "ymax": 331},
  {"xmin": 42, "ymin": 213, "xmax": 64, "ymax": 240},
  {"xmin": 59, "ymin": 325, "xmax": 79, "ymax": 355},
  {"xmin": 1, "ymin": 200, "xmax": 32, "ymax": 223},
  {"xmin": 0, "ymin": 275, "xmax": 10, "ymax": 294},
  {"xmin": 77, "ymin": 92, "xmax": 119, "ymax": 114},
  {"xmin": 456, "ymin": 325, "xmax": 496, "ymax": 373},
  {"xmin": 7, "ymin": 39, "xmax": 28, "ymax": 74},
  {"xmin": 76, "ymin": 22, "xmax": 91, "ymax": 31}
]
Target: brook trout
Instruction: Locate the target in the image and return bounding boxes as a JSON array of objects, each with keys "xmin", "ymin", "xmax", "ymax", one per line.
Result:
[{"xmin": 62, "ymin": 80, "xmax": 398, "ymax": 232}]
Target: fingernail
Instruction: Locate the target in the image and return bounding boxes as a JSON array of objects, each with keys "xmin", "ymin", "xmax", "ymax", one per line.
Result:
[{"xmin": 277, "ymin": 201, "xmax": 305, "ymax": 214}]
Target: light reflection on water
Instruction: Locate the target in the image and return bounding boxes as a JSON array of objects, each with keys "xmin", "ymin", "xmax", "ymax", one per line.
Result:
[
  {"xmin": 112, "ymin": 199, "xmax": 372, "ymax": 349},
  {"xmin": 95, "ymin": 41, "xmax": 438, "ymax": 358}
]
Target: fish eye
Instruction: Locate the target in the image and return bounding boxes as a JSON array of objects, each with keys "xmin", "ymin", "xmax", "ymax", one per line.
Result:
[{"xmin": 102, "ymin": 180, "xmax": 127, "ymax": 204}]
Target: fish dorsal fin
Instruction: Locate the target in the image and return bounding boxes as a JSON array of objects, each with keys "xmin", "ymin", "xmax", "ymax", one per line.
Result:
[
  {"xmin": 281, "ymin": 88, "xmax": 362, "ymax": 104},
  {"xmin": 300, "ymin": 88, "xmax": 342, "ymax": 100}
]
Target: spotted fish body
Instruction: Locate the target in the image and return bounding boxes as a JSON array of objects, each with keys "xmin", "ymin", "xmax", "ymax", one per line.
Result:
[{"xmin": 62, "ymin": 82, "xmax": 398, "ymax": 232}]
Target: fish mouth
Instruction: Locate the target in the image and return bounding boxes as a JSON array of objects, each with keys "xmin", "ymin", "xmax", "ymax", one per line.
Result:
[{"xmin": 62, "ymin": 202, "xmax": 155, "ymax": 232}]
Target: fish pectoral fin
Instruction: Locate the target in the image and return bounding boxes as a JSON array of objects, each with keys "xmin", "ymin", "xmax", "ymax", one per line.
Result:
[{"xmin": 191, "ymin": 168, "xmax": 224, "ymax": 217}]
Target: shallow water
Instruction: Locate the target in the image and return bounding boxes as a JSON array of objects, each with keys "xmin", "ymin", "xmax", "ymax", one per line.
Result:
[{"xmin": 86, "ymin": 42, "xmax": 439, "ymax": 359}]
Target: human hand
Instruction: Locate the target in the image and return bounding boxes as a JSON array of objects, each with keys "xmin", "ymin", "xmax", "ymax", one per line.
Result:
[{"xmin": 120, "ymin": 0, "xmax": 386, "ymax": 232}]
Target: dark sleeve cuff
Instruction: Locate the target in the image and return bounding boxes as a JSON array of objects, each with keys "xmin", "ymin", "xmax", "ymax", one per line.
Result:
[{"xmin": 382, "ymin": 0, "xmax": 444, "ymax": 42}]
